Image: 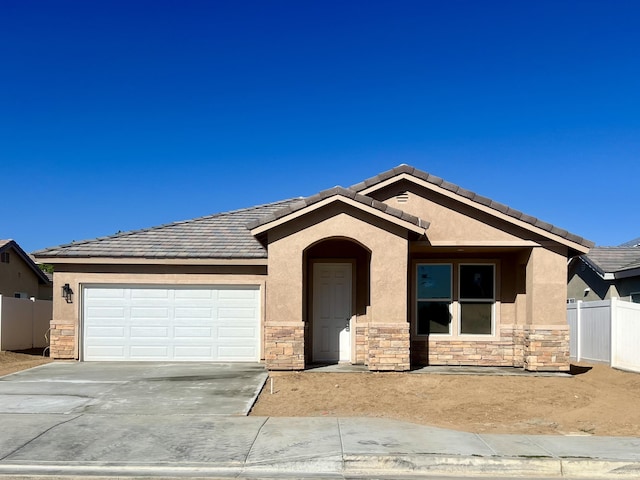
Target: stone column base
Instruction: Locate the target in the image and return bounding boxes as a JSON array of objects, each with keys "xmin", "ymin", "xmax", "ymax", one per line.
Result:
[
  {"xmin": 367, "ymin": 323, "xmax": 410, "ymax": 371},
  {"xmin": 49, "ymin": 321, "xmax": 77, "ymax": 359},
  {"xmin": 523, "ymin": 325, "xmax": 570, "ymax": 372},
  {"xmin": 264, "ymin": 323, "xmax": 305, "ymax": 370}
]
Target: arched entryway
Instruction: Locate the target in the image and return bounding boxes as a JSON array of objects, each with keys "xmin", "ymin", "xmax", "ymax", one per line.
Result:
[{"xmin": 303, "ymin": 237, "xmax": 371, "ymax": 365}]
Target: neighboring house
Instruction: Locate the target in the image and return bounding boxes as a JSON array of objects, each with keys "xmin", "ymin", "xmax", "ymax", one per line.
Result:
[
  {"xmin": 568, "ymin": 240, "xmax": 640, "ymax": 304},
  {"xmin": 0, "ymin": 240, "xmax": 52, "ymax": 300},
  {"xmin": 34, "ymin": 165, "xmax": 592, "ymax": 371}
]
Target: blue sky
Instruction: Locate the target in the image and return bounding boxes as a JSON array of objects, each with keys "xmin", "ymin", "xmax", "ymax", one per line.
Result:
[{"xmin": 2, "ymin": 0, "xmax": 638, "ymax": 252}]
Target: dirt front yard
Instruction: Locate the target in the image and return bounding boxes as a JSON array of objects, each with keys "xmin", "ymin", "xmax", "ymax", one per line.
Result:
[
  {"xmin": 251, "ymin": 364, "xmax": 640, "ymax": 436},
  {"xmin": 0, "ymin": 350, "xmax": 52, "ymax": 377}
]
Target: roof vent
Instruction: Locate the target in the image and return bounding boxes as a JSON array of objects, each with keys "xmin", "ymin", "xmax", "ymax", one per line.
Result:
[{"xmin": 396, "ymin": 192, "xmax": 409, "ymax": 203}]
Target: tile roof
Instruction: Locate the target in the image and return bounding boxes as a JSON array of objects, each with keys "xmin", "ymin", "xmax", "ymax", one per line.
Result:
[
  {"xmin": 350, "ymin": 164, "xmax": 593, "ymax": 248},
  {"xmin": 248, "ymin": 185, "xmax": 429, "ymax": 231},
  {"xmin": 619, "ymin": 237, "xmax": 640, "ymax": 247},
  {"xmin": 581, "ymin": 247, "xmax": 640, "ymax": 276},
  {"xmin": 33, "ymin": 164, "xmax": 593, "ymax": 261},
  {"xmin": 33, "ymin": 199, "xmax": 300, "ymax": 259}
]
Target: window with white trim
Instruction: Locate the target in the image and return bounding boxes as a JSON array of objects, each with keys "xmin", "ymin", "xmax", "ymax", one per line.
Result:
[
  {"xmin": 416, "ymin": 262, "xmax": 496, "ymax": 336},
  {"xmin": 459, "ymin": 264, "xmax": 495, "ymax": 335}
]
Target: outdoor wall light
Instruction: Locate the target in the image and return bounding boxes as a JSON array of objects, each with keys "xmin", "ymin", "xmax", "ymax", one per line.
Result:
[{"xmin": 62, "ymin": 283, "xmax": 74, "ymax": 303}]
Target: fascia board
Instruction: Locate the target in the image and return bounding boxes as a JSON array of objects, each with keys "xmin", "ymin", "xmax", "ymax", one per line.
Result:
[
  {"xmin": 33, "ymin": 257, "xmax": 268, "ymax": 266},
  {"xmin": 423, "ymin": 240, "xmax": 541, "ymax": 247},
  {"xmin": 359, "ymin": 173, "xmax": 589, "ymax": 253},
  {"xmin": 250, "ymin": 195, "xmax": 427, "ymax": 236},
  {"xmin": 614, "ymin": 267, "xmax": 640, "ymax": 280}
]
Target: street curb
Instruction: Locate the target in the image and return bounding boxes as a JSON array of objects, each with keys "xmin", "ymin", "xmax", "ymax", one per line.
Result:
[
  {"xmin": 0, "ymin": 455, "xmax": 640, "ymax": 478},
  {"xmin": 342, "ymin": 455, "xmax": 640, "ymax": 478}
]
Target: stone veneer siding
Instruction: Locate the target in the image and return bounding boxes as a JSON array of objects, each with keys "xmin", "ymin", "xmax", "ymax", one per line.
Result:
[
  {"xmin": 264, "ymin": 323, "xmax": 305, "ymax": 370},
  {"xmin": 49, "ymin": 321, "xmax": 76, "ymax": 359},
  {"xmin": 413, "ymin": 326, "xmax": 521, "ymax": 367},
  {"xmin": 355, "ymin": 324, "xmax": 368, "ymax": 365},
  {"xmin": 523, "ymin": 325, "xmax": 570, "ymax": 372},
  {"xmin": 411, "ymin": 325, "xmax": 569, "ymax": 371},
  {"xmin": 367, "ymin": 323, "xmax": 410, "ymax": 371}
]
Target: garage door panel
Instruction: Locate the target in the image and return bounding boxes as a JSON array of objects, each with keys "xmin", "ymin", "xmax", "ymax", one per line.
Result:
[
  {"xmin": 87, "ymin": 345, "xmax": 126, "ymax": 358},
  {"xmin": 218, "ymin": 326, "xmax": 257, "ymax": 339},
  {"xmin": 83, "ymin": 286, "xmax": 259, "ymax": 361},
  {"xmin": 174, "ymin": 289, "xmax": 214, "ymax": 299},
  {"xmin": 87, "ymin": 306, "xmax": 126, "ymax": 318},
  {"xmin": 130, "ymin": 345, "xmax": 170, "ymax": 358},
  {"xmin": 218, "ymin": 307, "xmax": 257, "ymax": 319},
  {"xmin": 87, "ymin": 288, "xmax": 126, "ymax": 299},
  {"xmin": 174, "ymin": 346, "xmax": 213, "ymax": 358},
  {"xmin": 87, "ymin": 326, "xmax": 126, "ymax": 338},
  {"xmin": 218, "ymin": 346, "xmax": 257, "ymax": 360},
  {"xmin": 174, "ymin": 326, "xmax": 212, "ymax": 337},
  {"xmin": 130, "ymin": 289, "xmax": 170, "ymax": 299},
  {"xmin": 218, "ymin": 288, "xmax": 257, "ymax": 299},
  {"xmin": 130, "ymin": 326, "xmax": 169, "ymax": 338},
  {"xmin": 130, "ymin": 307, "xmax": 170, "ymax": 318},
  {"xmin": 175, "ymin": 307, "xmax": 213, "ymax": 318}
]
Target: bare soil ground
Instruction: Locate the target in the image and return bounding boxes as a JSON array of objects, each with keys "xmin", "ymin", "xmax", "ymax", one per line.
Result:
[
  {"xmin": 251, "ymin": 364, "xmax": 640, "ymax": 436},
  {"xmin": 0, "ymin": 350, "xmax": 52, "ymax": 377}
]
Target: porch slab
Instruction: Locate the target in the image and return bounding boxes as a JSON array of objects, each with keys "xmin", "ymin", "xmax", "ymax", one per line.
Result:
[
  {"xmin": 296, "ymin": 364, "xmax": 571, "ymax": 377},
  {"xmin": 409, "ymin": 365, "xmax": 572, "ymax": 377}
]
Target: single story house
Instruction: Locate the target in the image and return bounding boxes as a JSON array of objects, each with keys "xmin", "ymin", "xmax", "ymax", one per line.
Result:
[
  {"xmin": 34, "ymin": 165, "xmax": 592, "ymax": 371},
  {"xmin": 568, "ymin": 240, "xmax": 640, "ymax": 303}
]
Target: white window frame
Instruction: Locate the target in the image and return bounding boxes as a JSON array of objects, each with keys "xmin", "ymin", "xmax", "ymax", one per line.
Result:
[
  {"xmin": 415, "ymin": 261, "xmax": 499, "ymax": 338},
  {"xmin": 457, "ymin": 264, "xmax": 496, "ymax": 336}
]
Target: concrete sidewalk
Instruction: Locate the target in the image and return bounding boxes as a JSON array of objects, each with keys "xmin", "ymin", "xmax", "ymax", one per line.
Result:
[{"xmin": 1, "ymin": 415, "xmax": 639, "ymax": 478}]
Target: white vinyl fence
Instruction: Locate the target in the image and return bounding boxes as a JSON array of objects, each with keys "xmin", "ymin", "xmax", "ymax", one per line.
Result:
[
  {"xmin": 567, "ymin": 298, "xmax": 640, "ymax": 373},
  {"xmin": 0, "ymin": 295, "xmax": 52, "ymax": 351},
  {"xmin": 611, "ymin": 299, "xmax": 640, "ymax": 373}
]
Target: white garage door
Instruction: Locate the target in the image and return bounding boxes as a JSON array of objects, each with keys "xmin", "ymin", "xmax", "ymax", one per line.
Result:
[{"xmin": 83, "ymin": 286, "xmax": 260, "ymax": 361}]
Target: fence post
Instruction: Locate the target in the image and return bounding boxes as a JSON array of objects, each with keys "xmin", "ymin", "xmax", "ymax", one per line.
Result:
[
  {"xmin": 576, "ymin": 300, "xmax": 582, "ymax": 362},
  {"xmin": 610, "ymin": 297, "xmax": 617, "ymax": 366}
]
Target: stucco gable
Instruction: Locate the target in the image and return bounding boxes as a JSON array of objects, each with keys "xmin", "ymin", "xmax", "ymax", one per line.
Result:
[
  {"xmin": 351, "ymin": 164, "xmax": 593, "ymax": 252},
  {"xmin": 248, "ymin": 185, "xmax": 429, "ymax": 236},
  {"xmin": 0, "ymin": 239, "xmax": 51, "ymax": 285}
]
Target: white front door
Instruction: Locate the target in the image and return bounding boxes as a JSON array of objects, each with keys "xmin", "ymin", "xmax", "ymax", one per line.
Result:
[{"xmin": 312, "ymin": 263, "xmax": 352, "ymax": 363}]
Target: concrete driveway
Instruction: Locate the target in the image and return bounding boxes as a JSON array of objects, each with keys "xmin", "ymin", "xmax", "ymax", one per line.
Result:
[
  {"xmin": 0, "ymin": 361, "xmax": 268, "ymax": 415},
  {"xmin": 0, "ymin": 363, "xmax": 640, "ymax": 478}
]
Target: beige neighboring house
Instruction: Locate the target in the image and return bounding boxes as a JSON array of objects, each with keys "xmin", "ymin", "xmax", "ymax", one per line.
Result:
[
  {"xmin": 34, "ymin": 165, "xmax": 593, "ymax": 371},
  {"xmin": 0, "ymin": 239, "xmax": 52, "ymax": 300},
  {"xmin": 0, "ymin": 239, "xmax": 53, "ymax": 351}
]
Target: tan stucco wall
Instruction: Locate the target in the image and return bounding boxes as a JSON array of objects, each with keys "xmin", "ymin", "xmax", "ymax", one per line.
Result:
[
  {"xmin": 51, "ymin": 269, "xmax": 267, "ymax": 360},
  {"xmin": 375, "ymin": 181, "xmax": 533, "ymax": 244},
  {"xmin": 0, "ymin": 248, "xmax": 42, "ymax": 299},
  {"xmin": 525, "ymin": 246, "xmax": 568, "ymax": 325},
  {"xmin": 265, "ymin": 205, "xmax": 409, "ymax": 327},
  {"xmin": 374, "ymin": 179, "xmax": 571, "ymax": 327}
]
